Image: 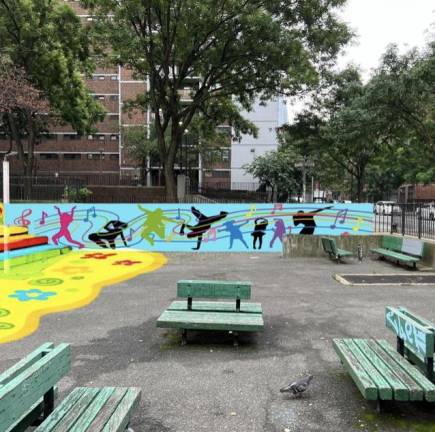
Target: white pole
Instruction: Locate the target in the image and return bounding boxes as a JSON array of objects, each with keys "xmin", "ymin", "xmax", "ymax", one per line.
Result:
[
  {"xmin": 3, "ymin": 159, "xmax": 10, "ymax": 204},
  {"xmin": 2, "ymin": 158, "xmax": 10, "ymax": 272}
]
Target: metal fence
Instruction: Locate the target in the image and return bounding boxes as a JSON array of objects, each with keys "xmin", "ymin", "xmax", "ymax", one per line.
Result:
[{"xmin": 374, "ymin": 203, "xmax": 435, "ymax": 240}]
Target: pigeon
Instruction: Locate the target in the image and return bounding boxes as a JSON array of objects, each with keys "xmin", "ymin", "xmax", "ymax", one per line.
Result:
[{"xmin": 280, "ymin": 375, "xmax": 313, "ymax": 397}]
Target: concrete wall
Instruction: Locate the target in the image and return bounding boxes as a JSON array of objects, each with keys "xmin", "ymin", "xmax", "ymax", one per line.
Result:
[{"xmin": 282, "ymin": 234, "xmax": 435, "ymax": 268}]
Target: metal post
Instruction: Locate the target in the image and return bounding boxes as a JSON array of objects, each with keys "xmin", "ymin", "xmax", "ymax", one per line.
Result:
[
  {"xmin": 401, "ymin": 205, "xmax": 406, "ymax": 235},
  {"xmin": 418, "ymin": 203, "xmax": 422, "ymax": 239},
  {"xmin": 2, "ymin": 159, "xmax": 10, "ymax": 204},
  {"xmin": 302, "ymin": 161, "xmax": 306, "ymax": 203},
  {"xmin": 2, "ymin": 159, "xmax": 10, "ymax": 273}
]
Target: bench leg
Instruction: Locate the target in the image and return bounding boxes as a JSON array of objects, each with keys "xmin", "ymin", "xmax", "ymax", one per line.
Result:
[
  {"xmin": 43, "ymin": 387, "xmax": 55, "ymax": 420},
  {"xmin": 231, "ymin": 331, "xmax": 239, "ymax": 347},
  {"xmin": 181, "ymin": 329, "xmax": 187, "ymax": 346},
  {"xmin": 376, "ymin": 399, "xmax": 384, "ymax": 414}
]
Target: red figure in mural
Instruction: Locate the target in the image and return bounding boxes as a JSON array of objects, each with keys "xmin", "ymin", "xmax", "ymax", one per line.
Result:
[{"xmin": 52, "ymin": 206, "xmax": 85, "ymax": 249}]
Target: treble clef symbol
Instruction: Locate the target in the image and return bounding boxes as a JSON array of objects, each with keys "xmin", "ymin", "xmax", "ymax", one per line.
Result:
[{"xmin": 14, "ymin": 209, "xmax": 32, "ymax": 227}]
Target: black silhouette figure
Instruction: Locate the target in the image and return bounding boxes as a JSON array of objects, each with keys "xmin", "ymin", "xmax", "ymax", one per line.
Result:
[
  {"xmin": 88, "ymin": 220, "xmax": 128, "ymax": 249},
  {"xmin": 251, "ymin": 218, "xmax": 268, "ymax": 250},
  {"xmin": 292, "ymin": 206, "xmax": 333, "ymax": 234},
  {"xmin": 179, "ymin": 206, "xmax": 228, "ymax": 250}
]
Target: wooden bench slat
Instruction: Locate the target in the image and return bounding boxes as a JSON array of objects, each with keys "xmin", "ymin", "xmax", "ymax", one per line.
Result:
[
  {"xmin": 371, "ymin": 248, "xmax": 419, "ymax": 262},
  {"xmin": 366, "ymin": 340, "xmax": 424, "ymax": 401},
  {"xmin": 353, "ymin": 339, "xmax": 409, "ymax": 401},
  {"xmin": 101, "ymin": 388, "xmax": 141, "ymax": 432},
  {"xmin": 177, "ymin": 280, "xmax": 251, "ymax": 299},
  {"xmin": 157, "ymin": 310, "xmax": 264, "ymax": 332},
  {"xmin": 333, "ymin": 339, "xmax": 378, "ymax": 400},
  {"xmin": 78, "ymin": 388, "xmax": 128, "ymax": 431},
  {"xmin": 34, "ymin": 388, "xmax": 89, "ymax": 431},
  {"xmin": 336, "ymin": 249, "xmax": 353, "ymax": 257},
  {"xmin": 376, "ymin": 340, "xmax": 435, "ymax": 402},
  {"xmin": 398, "ymin": 307, "xmax": 435, "ymax": 330},
  {"xmin": 0, "ymin": 344, "xmax": 71, "ymax": 432},
  {"xmin": 67, "ymin": 387, "xmax": 116, "ymax": 432},
  {"xmin": 0, "ymin": 343, "xmax": 54, "ymax": 387},
  {"xmin": 167, "ymin": 301, "xmax": 262, "ymax": 314},
  {"xmin": 386, "ymin": 307, "xmax": 435, "ymax": 358},
  {"xmin": 343, "ymin": 339, "xmax": 393, "ymax": 400}
]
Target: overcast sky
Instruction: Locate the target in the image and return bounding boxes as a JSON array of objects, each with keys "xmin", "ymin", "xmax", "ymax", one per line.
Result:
[
  {"xmin": 337, "ymin": 0, "xmax": 434, "ymax": 78},
  {"xmin": 287, "ymin": 0, "xmax": 434, "ymax": 120}
]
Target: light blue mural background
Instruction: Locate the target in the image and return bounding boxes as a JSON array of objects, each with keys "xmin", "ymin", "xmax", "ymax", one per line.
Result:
[{"xmin": 5, "ymin": 203, "xmax": 374, "ymax": 252}]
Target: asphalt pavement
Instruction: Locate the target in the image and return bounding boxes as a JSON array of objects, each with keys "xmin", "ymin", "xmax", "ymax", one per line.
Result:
[{"xmin": 2, "ymin": 253, "xmax": 435, "ymax": 432}]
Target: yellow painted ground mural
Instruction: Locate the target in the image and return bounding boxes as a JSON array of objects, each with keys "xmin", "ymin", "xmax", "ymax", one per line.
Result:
[{"xmin": 0, "ymin": 247, "xmax": 167, "ymax": 343}]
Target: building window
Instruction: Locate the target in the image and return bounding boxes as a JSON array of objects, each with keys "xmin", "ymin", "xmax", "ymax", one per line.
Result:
[
  {"xmin": 108, "ymin": 114, "xmax": 119, "ymax": 121},
  {"xmin": 110, "ymin": 134, "xmax": 118, "ymax": 141},
  {"xmin": 39, "ymin": 153, "xmax": 59, "ymax": 160},
  {"xmin": 109, "ymin": 154, "xmax": 119, "ymax": 160},
  {"xmin": 88, "ymin": 153, "xmax": 105, "ymax": 160},
  {"xmin": 222, "ymin": 149, "xmax": 230, "ymax": 161},
  {"xmin": 63, "ymin": 134, "xmax": 80, "ymax": 140},
  {"xmin": 87, "ymin": 135, "xmax": 94, "ymax": 140},
  {"xmin": 97, "ymin": 135, "xmax": 105, "ymax": 141},
  {"xmin": 63, "ymin": 154, "xmax": 81, "ymax": 160},
  {"xmin": 109, "ymin": 95, "xmax": 119, "ymax": 101},
  {"xmin": 110, "ymin": 75, "xmax": 118, "ymax": 81}
]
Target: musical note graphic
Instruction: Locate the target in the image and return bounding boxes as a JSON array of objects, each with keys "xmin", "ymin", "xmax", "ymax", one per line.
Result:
[
  {"xmin": 14, "ymin": 209, "xmax": 32, "ymax": 227},
  {"xmin": 330, "ymin": 209, "xmax": 348, "ymax": 229},
  {"xmin": 352, "ymin": 217, "xmax": 363, "ymax": 232},
  {"xmin": 271, "ymin": 203, "xmax": 283, "ymax": 215},
  {"xmin": 40, "ymin": 211, "xmax": 48, "ymax": 225},
  {"xmin": 127, "ymin": 228, "xmax": 134, "ymax": 242},
  {"xmin": 245, "ymin": 204, "xmax": 256, "ymax": 218},
  {"xmin": 84, "ymin": 207, "xmax": 97, "ymax": 222},
  {"xmin": 202, "ymin": 227, "xmax": 217, "ymax": 243}
]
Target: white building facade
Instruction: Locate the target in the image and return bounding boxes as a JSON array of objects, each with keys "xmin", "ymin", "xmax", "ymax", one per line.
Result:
[{"xmin": 230, "ymin": 97, "xmax": 287, "ymax": 190}]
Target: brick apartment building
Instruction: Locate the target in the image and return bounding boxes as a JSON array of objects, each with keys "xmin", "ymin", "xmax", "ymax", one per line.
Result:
[{"xmin": 0, "ymin": 0, "xmax": 232, "ymax": 187}]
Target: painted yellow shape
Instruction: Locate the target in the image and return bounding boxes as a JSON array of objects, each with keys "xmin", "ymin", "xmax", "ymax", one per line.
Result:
[
  {"xmin": 0, "ymin": 225, "xmax": 28, "ymax": 238},
  {"xmin": 0, "ymin": 249, "xmax": 167, "ymax": 343}
]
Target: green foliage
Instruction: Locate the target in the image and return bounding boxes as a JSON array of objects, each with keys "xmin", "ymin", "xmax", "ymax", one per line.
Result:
[
  {"xmin": 0, "ymin": 0, "xmax": 105, "ymax": 177},
  {"xmin": 281, "ymin": 40, "xmax": 435, "ymax": 202},
  {"xmin": 62, "ymin": 186, "xmax": 93, "ymax": 203},
  {"xmin": 84, "ymin": 0, "xmax": 351, "ymax": 199},
  {"xmin": 243, "ymin": 148, "xmax": 300, "ymax": 199}
]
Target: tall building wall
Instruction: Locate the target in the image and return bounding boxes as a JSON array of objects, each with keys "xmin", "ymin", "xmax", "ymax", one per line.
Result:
[{"xmin": 230, "ymin": 98, "xmax": 287, "ymax": 189}]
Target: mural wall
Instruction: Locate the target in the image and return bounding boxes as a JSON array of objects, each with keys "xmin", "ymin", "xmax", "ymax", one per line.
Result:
[{"xmin": 5, "ymin": 203, "xmax": 374, "ymax": 252}]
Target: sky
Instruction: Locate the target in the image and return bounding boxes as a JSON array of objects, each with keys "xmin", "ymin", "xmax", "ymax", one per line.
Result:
[
  {"xmin": 287, "ymin": 0, "xmax": 434, "ymax": 120},
  {"xmin": 337, "ymin": 0, "xmax": 434, "ymax": 78}
]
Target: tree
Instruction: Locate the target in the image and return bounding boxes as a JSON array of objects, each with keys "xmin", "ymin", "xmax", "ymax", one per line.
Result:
[
  {"xmin": 283, "ymin": 68, "xmax": 393, "ymax": 202},
  {"xmin": 243, "ymin": 148, "xmax": 300, "ymax": 201},
  {"xmin": 84, "ymin": 0, "xmax": 351, "ymax": 200},
  {"xmin": 122, "ymin": 125, "xmax": 159, "ymax": 185},
  {"xmin": 0, "ymin": 0, "xmax": 105, "ymax": 184},
  {"xmin": 0, "ymin": 58, "xmax": 48, "ymax": 157}
]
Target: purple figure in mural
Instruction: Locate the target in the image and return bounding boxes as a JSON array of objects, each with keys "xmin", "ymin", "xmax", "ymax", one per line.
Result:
[
  {"xmin": 269, "ymin": 218, "xmax": 286, "ymax": 248},
  {"xmin": 218, "ymin": 220, "xmax": 249, "ymax": 249},
  {"xmin": 51, "ymin": 206, "xmax": 85, "ymax": 249}
]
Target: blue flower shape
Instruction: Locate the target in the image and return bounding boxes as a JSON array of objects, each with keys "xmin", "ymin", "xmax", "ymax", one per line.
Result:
[{"xmin": 8, "ymin": 289, "xmax": 57, "ymax": 302}]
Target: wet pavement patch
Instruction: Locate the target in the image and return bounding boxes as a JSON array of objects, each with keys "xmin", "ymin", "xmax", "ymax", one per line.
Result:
[{"xmin": 335, "ymin": 273, "xmax": 435, "ymax": 285}]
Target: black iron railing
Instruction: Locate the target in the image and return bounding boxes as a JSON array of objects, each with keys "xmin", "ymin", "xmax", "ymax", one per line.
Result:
[{"xmin": 374, "ymin": 203, "xmax": 435, "ymax": 240}]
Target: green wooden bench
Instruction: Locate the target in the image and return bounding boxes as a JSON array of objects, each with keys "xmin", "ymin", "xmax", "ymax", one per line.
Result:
[
  {"xmin": 370, "ymin": 236, "xmax": 424, "ymax": 269},
  {"xmin": 321, "ymin": 237, "xmax": 353, "ymax": 263},
  {"xmin": 0, "ymin": 343, "xmax": 141, "ymax": 431},
  {"xmin": 156, "ymin": 280, "xmax": 264, "ymax": 346},
  {"xmin": 333, "ymin": 307, "xmax": 435, "ymax": 412}
]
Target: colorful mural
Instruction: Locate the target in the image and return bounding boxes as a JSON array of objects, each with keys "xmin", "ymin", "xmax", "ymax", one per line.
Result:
[
  {"xmin": 5, "ymin": 203, "xmax": 374, "ymax": 252},
  {"xmin": 0, "ymin": 247, "xmax": 167, "ymax": 343}
]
